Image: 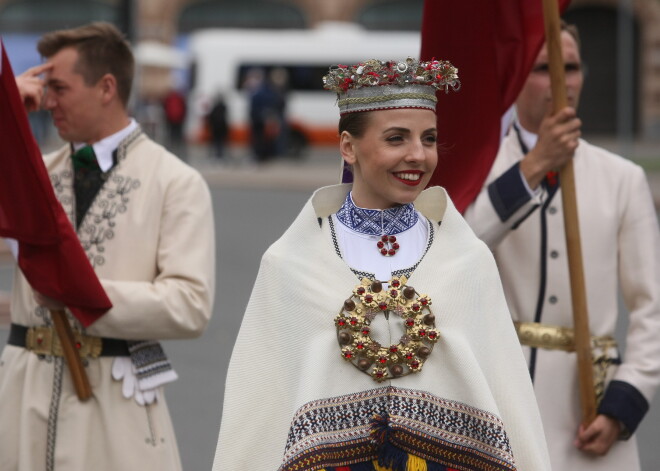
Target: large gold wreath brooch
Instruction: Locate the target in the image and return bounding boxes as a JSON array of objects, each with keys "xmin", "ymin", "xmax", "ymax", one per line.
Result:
[{"xmin": 335, "ymin": 276, "xmax": 439, "ymax": 382}]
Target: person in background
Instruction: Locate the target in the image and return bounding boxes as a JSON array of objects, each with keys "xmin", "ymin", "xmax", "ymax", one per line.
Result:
[
  {"xmin": 464, "ymin": 21, "xmax": 660, "ymax": 470},
  {"xmin": 0, "ymin": 22, "xmax": 215, "ymax": 471},
  {"xmin": 162, "ymin": 88, "xmax": 187, "ymax": 155},
  {"xmin": 247, "ymin": 67, "xmax": 286, "ymax": 163},
  {"xmin": 269, "ymin": 67, "xmax": 289, "ymax": 157},
  {"xmin": 207, "ymin": 93, "xmax": 228, "ymax": 160}
]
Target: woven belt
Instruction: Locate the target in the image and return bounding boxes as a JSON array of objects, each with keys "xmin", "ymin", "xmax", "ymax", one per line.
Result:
[
  {"xmin": 513, "ymin": 321, "xmax": 617, "ymax": 352},
  {"xmin": 7, "ymin": 323, "xmax": 130, "ymax": 358}
]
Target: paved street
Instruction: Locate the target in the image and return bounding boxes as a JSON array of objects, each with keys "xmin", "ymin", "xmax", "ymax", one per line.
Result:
[{"xmin": 1, "ymin": 145, "xmax": 660, "ymax": 470}]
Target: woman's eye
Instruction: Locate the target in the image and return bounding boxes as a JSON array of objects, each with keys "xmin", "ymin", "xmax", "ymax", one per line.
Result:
[
  {"xmin": 386, "ymin": 135, "xmax": 403, "ymax": 142},
  {"xmin": 423, "ymin": 135, "xmax": 437, "ymax": 144},
  {"xmin": 565, "ymin": 63, "xmax": 581, "ymax": 73}
]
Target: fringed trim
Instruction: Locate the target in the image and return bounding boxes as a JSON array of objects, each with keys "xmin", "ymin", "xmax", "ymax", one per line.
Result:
[
  {"xmin": 322, "ymin": 454, "xmax": 456, "ymax": 471},
  {"xmin": 373, "ymin": 452, "xmax": 427, "ymax": 471},
  {"xmin": 319, "ymin": 413, "xmax": 464, "ymax": 471},
  {"xmin": 368, "ymin": 414, "xmax": 454, "ymax": 471},
  {"xmin": 371, "ymin": 414, "xmax": 407, "ymax": 471},
  {"xmin": 405, "ymin": 454, "xmax": 427, "ymax": 471}
]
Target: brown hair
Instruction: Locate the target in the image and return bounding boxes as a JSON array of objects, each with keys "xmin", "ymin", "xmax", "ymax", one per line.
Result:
[
  {"xmin": 338, "ymin": 111, "xmax": 372, "ymax": 138},
  {"xmin": 38, "ymin": 22, "xmax": 134, "ymax": 106},
  {"xmin": 561, "ymin": 20, "xmax": 581, "ymax": 49}
]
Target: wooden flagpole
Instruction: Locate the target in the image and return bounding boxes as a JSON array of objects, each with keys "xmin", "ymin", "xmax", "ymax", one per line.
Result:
[
  {"xmin": 541, "ymin": 0, "xmax": 597, "ymax": 425},
  {"xmin": 51, "ymin": 309, "xmax": 92, "ymax": 401}
]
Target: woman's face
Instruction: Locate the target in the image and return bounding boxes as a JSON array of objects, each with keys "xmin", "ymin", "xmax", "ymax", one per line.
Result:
[{"xmin": 340, "ymin": 108, "xmax": 437, "ymax": 209}]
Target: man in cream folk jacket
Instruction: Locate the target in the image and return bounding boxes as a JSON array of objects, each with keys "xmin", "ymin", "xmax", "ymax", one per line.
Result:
[
  {"xmin": 0, "ymin": 22, "xmax": 214, "ymax": 471},
  {"xmin": 465, "ymin": 21, "xmax": 660, "ymax": 471}
]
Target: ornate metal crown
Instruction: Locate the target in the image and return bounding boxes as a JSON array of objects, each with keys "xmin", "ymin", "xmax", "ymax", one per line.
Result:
[{"xmin": 323, "ymin": 57, "xmax": 460, "ymax": 115}]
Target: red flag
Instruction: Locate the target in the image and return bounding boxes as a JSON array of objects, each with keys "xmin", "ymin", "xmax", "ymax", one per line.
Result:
[
  {"xmin": 0, "ymin": 40, "xmax": 112, "ymax": 326},
  {"xmin": 421, "ymin": 0, "xmax": 571, "ymax": 212}
]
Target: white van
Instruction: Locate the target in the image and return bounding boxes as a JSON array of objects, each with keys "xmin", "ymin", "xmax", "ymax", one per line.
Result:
[{"xmin": 186, "ymin": 22, "xmax": 420, "ymax": 154}]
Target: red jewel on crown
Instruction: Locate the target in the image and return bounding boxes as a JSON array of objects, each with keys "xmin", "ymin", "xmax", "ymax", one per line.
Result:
[{"xmin": 377, "ymin": 235, "xmax": 399, "ymax": 256}]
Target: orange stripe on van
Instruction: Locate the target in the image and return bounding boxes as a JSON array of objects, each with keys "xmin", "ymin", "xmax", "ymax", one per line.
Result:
[
  {"xmin": 206, "ymin": 124, "xmax": 340, "ymax": 146},
  {"xmin": 304, "ymin": 128, "xmax": 340, "ymax": 145}
]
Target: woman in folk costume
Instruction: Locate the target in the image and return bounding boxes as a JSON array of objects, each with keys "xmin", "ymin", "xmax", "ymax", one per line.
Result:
[{"xmin": 213, "ymin": 58, "xmax": 551, "ymax": 471}]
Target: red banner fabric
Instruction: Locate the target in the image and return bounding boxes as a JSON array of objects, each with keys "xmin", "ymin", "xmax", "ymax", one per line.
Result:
[
  {"xmin": 0, "ymin": 41, "xmax": 112, "ymax": 326},
  {"xmin": 421, "ymin": 0, "xmax": 571, "ymax": 212}
]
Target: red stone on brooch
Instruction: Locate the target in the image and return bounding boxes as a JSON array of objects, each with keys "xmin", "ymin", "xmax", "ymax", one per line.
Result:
[{"xmin": 378, "ymin": 235, "xmax": 399, "ymax": 256}]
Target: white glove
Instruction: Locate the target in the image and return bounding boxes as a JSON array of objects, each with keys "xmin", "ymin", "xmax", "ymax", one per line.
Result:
[{"xmin": 111, "ymin": 357, "xmax": 159, "ymax": 405}]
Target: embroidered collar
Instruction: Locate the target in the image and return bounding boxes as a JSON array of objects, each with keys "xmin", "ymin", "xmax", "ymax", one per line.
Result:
[
  {"xmin": 335, "ymin": 192, "xmax": 418, "ymax": 236},
  {"xmin": 71, "ymin": 119, "xmax": 139, "ymax": 172}
]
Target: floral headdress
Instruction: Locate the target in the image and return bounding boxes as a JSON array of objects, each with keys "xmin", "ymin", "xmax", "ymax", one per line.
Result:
[{"xmin": 323, "ymin": 57, "xmax": 460, "ymax": 115}]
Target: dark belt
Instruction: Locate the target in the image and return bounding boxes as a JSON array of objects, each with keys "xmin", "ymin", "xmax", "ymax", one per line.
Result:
[{"xmin": 7, "ymin": 323, "xmax": 130, "ymax": 358}]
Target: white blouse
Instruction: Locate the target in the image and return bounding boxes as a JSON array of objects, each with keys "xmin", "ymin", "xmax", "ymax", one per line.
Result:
[{"xmin": 331, "ymin": 211, "xmax": 430, "ymax": 282}]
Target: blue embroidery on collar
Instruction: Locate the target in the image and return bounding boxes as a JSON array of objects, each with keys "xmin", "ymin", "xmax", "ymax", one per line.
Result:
[{"xmin": 335, "ymin": 192, "xmax": 418, "ymax": 236}]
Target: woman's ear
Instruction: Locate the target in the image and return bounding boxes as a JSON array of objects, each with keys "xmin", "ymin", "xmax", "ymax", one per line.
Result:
[{"xmin": 340, "ymin": 131, "xmax": 357, "ymax": 165}]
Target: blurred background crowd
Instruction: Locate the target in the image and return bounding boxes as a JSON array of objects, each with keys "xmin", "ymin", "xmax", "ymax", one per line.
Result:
[{"xmin": 1, "ymin": 0, "xmax": 660, "ymax": 165}]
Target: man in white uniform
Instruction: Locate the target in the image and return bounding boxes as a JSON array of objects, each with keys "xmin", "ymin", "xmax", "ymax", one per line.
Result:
[
  {"xmin": 465, "ymin": 22, "xmax": 660, "ymax": 470},
  {"xmin": 0, "ymin": 22, "xmax": 215, "ymax": 471}
]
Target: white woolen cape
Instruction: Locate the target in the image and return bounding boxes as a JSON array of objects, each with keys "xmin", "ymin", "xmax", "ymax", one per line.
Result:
[{"xmin": 213, "ymin": 184, "xmax": 550, "ymax": 471}]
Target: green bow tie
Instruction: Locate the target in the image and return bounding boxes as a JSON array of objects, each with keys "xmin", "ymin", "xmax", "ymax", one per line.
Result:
[{"xmin": 71, "ymin": 145, "xmax": 100, "ymax": 172}]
